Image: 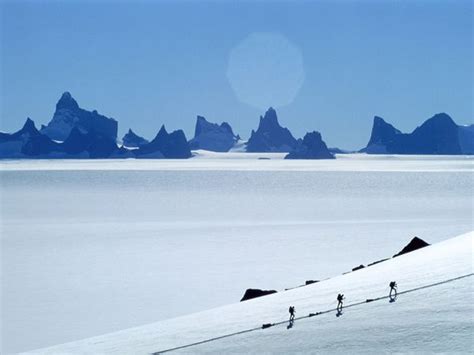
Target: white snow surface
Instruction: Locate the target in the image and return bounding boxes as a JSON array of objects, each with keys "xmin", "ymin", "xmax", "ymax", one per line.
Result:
[
  {"xmin": 1, "ymin": 152, "xmax": 473, "ymax": 171},
  {"xmin": 27, "ymin": 231, "xmax": 474, "ymax": 354},
  {"xmin": 2, "ymin": 154, "xmax": 473, "ymax": 353}
]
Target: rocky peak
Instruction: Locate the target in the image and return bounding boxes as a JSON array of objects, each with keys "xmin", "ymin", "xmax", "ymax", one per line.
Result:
[
  {"xmin": 56, "ymin": 91, "xmax": 79, "ymax": 110},
  {"xmin": 21, "ymin": 117, "xmax": 39, "ymax": 134},
  {"xmin": 189, "ymin": 115, "xmax": 239, "ymax": 152},
  {"xmin": 246, "ymin": 107, "xmax": 297, "ymax": 152},
  {"xmin": 137, "ymin": 125, "xmax": 191, "ymax": 158},
  {"xmin": 122, "ymin": 128, "xmax": 149, "ymax": 148},
  {"xmin": 41, "ymin": 91, "xmax": 118, "ymax": 141},
  {"xmin": 393, "ymin": 237, "xmax": 430, "ymax": 257},
  {"xmin": 415, "ymin": 113, "xmax": 457, "ymax": 133},
  {"xmin": 285, "ymin": 131, "xmax": 334, "ymax": 160},
  {"xmin": 367, "ymin": 116, "xmax": 401, "ymax": 147},
  {"xmin": 258, "ymin": 107, "xmax": 280, "ymax": 132}
]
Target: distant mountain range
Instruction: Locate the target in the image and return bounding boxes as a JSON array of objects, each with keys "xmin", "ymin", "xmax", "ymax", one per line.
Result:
[
  {"xmin": 1, "ymin": 91, "xmax": 472, "ymax": 159},
  {"xmin": 363, "ymin": 114, "xmax": 474, "ymax": 155}
]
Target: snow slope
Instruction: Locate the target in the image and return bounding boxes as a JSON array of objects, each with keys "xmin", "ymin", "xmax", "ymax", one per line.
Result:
[{"xmin": 27, "ymin": 231, "xmax": 473, "ymax": 354}]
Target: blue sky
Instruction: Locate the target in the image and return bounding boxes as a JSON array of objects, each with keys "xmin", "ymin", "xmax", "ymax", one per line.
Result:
[{"xmin": 1, "ymin": 0, "xmax": 472, "ymax": 149}]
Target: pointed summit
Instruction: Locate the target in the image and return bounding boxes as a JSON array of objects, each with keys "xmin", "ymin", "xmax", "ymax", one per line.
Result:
[
  {"xmin": 8, "ymin": 117, "xmax": 41, "ymax": 139},
  {"xmin": 258, "ymin": 107, "xmax": 279, "ymax": 131},
  {"xmin": 246, "ymin": 107, "xmax": 297, "ymax": 152},
  {"xmin": 122, "ymin": 128, "xmax": 149, "ymax": 148},
  {"xmin": 21, "ymin": 117, "xmax": 38, "ymax": 133},
  {"xmin": 137, "ymin": 125, "xmax": 191, "ymax": 159},
  {"xmin": 0, "ymin": 117, "xmax": 62, "ymax": 158},
  {"xmin": 56, "ymin": 91, "xmax": 79, "ymax": 110},
  {"xmin": 365, "ymin": 116, "xmax": 401, "ymax": 153},
  {"xmin": 393, "ymin": 237, "xmax": 430, "ymax": 257},
  {"xmin": 154, "ymin": 125, "xmax": 169, "ymax": 141}
]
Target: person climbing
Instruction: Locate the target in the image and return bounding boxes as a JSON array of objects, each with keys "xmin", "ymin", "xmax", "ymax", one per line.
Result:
[
  {"xmin": 336, "ymin": 293, "xmax": 344, "ymax": 312},
  {"xmin": 389, "ymin": 281, "xmax": 398, "ymax": 302},
  {"xmin": 288, "ymin": 306, "xmax": 295, "ymax": 321},
  {"xmin": 287, "ymin": 306, "xmax": 296, "ymax": 329}
]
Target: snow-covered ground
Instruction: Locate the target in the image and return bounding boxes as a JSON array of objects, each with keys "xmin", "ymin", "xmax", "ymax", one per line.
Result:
[
  {"xmin": 1, "ymin": 152, "xmax": 473, "ymax": 171},
  {"xmin": 1, "ymin": 154, "xmax": 473, "ymax": 353},
  {"xmin": 27, "ymin": 231, "xmax": 474, "ymax": 354}
]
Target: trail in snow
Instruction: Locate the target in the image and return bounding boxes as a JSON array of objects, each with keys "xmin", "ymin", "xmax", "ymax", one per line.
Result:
[
  {"xmin": 27, "ymin": 231, "xmax": 473, "ymax": 354},
  {"xmin": 153, "ymin": 273, "xmax": 474, "ymax": 354}
]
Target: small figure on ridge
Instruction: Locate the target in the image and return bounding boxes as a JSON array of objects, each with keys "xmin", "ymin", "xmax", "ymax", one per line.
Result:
[
  {"xmin": 289, "ymin": 306, "xmax": 295, "ymax": 321},
  {"xmin": 336, "ymin": 293, "xmax": 344, "ymax": 316},
  {"xmin": 287, "ymin": 306, "xmax": 295, "ymax": 329},
  {"xmin": 389, "ymin": 281, "xmax": 398, "ymax": 302}
]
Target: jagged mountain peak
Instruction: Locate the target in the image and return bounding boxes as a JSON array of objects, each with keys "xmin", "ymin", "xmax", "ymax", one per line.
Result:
[
  {"xmin": 285, "ymin": 130, "xmax": 334, "ymax": 160},
  {"xmin": 246, "ymin": 107, "xmax": 297, "ymax": 152},
  {"xmin": 122, "ymin": 128, "xmax": 149, "ymax": 148},
  {"xmin": 190, "ymin": 115, "xmax": 239, "ymax": 152},
  {"xmin": 56, "ymin": 91, "xmax": 79, "ymax": 110},
  {"xmin": 258, "ymin": 107, "xmax": 280, "ymax": 131},
  {"xmin": 22, "ymin": 117, "xmax": 38, "ymax": 132}
]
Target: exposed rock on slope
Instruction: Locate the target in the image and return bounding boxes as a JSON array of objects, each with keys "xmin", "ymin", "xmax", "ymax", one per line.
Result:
[
  {"xmin": 246, "ymin": 108, "xmax": 297, "ymax": 152},
  {"xmin": 189, "ymin": 116, "xmax": 239, "ymax": 152},
  {"xmin": 240, "ymin": 288, "xmax": 277, "ymax": 302},
  {"xmin": 393, "ymin": 237, "xmax": 430, "ymax": 257}
]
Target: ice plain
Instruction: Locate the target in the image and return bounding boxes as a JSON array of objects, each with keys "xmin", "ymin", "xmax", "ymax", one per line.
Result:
[{"xmin": 1, "ymin": 153, "xmax": 473, "ymax": 353}]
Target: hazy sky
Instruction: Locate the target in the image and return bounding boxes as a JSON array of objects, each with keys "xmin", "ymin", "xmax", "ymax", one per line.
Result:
[{"xmin": 1, "ymin": 0, "xmax": 472, "ymax": 149}]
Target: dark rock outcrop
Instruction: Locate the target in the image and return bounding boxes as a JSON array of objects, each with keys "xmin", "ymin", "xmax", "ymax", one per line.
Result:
[
  {"xmin": 0, "ymin": 118, "xmax": 62, "ymax": 158},
  {"xmin": 365, "ymin": 116, "xmax": 402, "ymax": 154},
  {"xmin": 352, "ymin": 264, "xmax": 365, "ymax": 271},
  {"xmin": 393, "ymin": 237, "xmax": 430, "ymax": 257},
  {"xmin": 188, "ymin": 116, "xmax": 240, "ymax": 152},
  {"xmin": 367, "ymin": 258, "xmax": 389, "ymax": 267},
  {"xmin": 403, "ymin": 113, "xmax": 462, "ymax": 154},
  {"xmin": 22, "ymin": 132, "xmax": 63, "ymax": 156},
  {"xmin": 0, "ymin": 117, "xmax": 40, "ymax": 143},
  {"xmin": 41, "ymin": 92, "xmax": 118, "ymax": 141},
  {"xmin": 285, "ymin": 131, "xmax": 334, "ymax": 159},
  {"xmin": 62, "ymin": 127, "xmax": 119, "ymax": 158},
  {"xmin": 136, "ymin": 125, "xmax": 192, "ymax": 159},
  {"xmin": 305, "ymin": 280, "xmax": 319, "ymax": 285},
  {"xmin": 246, "ymin": 108, "xmax": 297, "ymax": 152},
  {"xmin": 122, "ymin": 129, "xmax": 149, "ymax": 148},
  {"xmin": 240, "ymin": 288, "xmax": 277, "ymax": 302},
  {"xmin": 364, "ymin": 113, "xmax": 469, "ymax": 155}
]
